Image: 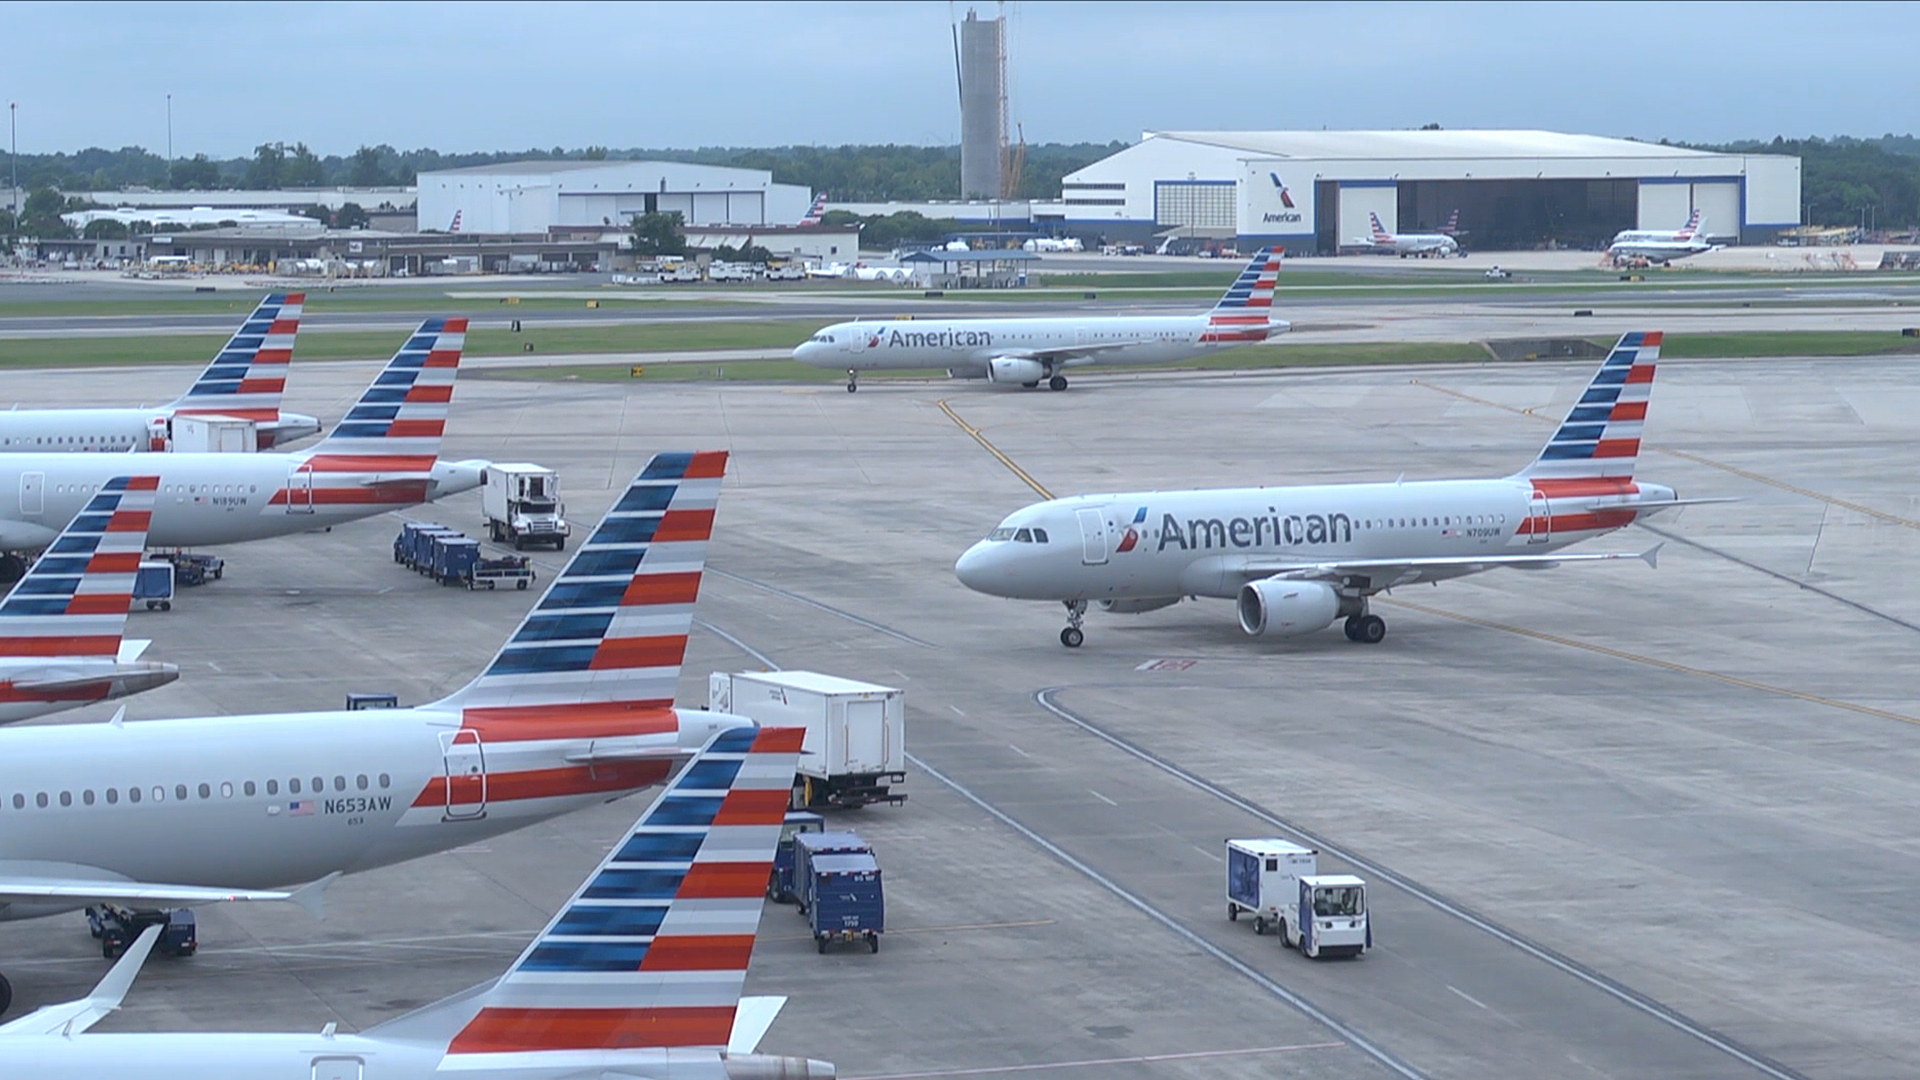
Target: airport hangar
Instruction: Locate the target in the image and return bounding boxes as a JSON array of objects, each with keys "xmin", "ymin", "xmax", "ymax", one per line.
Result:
[
  {"xmin": 416, "ymin": 159, "xmax": 814, "ymax": 234},
  {"xmin": 1055, "ymin": 129, "xmax": 1802, "ymax": 254}
]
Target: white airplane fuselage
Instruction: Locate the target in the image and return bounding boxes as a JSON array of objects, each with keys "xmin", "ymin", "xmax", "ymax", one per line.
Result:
[
  {"xmin": 0, "ymin": 407, "xmax": 322, "ymax": 452},
  {"xmin": 956, "ymin": 476, "xmax": 1672, "ymax": 602},
  {"xmin": 0, "ymin": 705, "xmax": 745, "ymax": 921},
  {"xmin": 0, "ymin": 453, "xmax": 483, "ymax": 552},
  {"xmin": 1366, "ymin": 234, "xmax": 1458, "ymax": 256},
  {"xmin": 794, "ymin": 313, "xmax": 1285, "ymax": 376},
  {"xmin": 1607, "ymin": 238, "xmax": 1714, "ymax": 262}
]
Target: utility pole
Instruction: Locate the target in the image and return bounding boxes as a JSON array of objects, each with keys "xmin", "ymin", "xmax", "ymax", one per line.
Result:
[
  {"xmin": 8, "ymin": 102, "xmax": 16, "ymax": 226},
  {"xmin": 166, "ymin": 93, "xmax": 172, "ymax": 161}
]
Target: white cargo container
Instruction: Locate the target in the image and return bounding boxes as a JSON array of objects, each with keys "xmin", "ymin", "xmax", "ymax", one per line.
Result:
[
  {"xmin": 170, "ymin": 414, "xmax": 257, "ymax": 453},
  {"xmin": 1225, "ymin": 837, "xmax": 1370, "ymax": 959},
  {"xmin": 481, "ymin": 464, "xmax": 569, "ymax": 550},
  {"xmin": 708, "ymin": 670, "xmax": 906, "ymax": 808}
]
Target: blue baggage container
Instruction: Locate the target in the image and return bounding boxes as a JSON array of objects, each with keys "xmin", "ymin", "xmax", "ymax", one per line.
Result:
[
  {"xmin": 792, "ymin": 831, "xmax": 872, "ymax": 915},
  {"xmin": 769, "ymin": 811, "xmax": 825, "ymax": 904},
  {"xmin": 132, "ymin": 561, "xmax": 174, "ymax": 611},
  {"xmin": 807, "ymin": 852, "xmax": 883, "ymax": 953},
  {"xmin": 400, "ymin": 524, "xmax": 460, "ymax": 571},
  {"xmin": 431, "ymin": 536, "xmax": 482, "ymax": 585}
]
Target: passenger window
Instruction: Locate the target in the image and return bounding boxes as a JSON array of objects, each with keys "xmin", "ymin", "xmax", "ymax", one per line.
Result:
[
  {"xmin": 9, "ymin": 794, "xmax": 20, "ymax": 810},
  {"xmin": 175, "ymin": 784, "xmax": 188, "ymax": 802},
  {"xmin": 334, "ymin": 775, "xmax": 346, "ymax": 791},
  {"xmin": 59, "ymin": 791, "xmax": 72, "ymax": 807},
  {"xmin": 356, "ymin": 775, "xmax": 369, "ymax": 790},
  {"xmin": 221, "ymin": 782, "xmax": 233, "ymax": 798},
  {"xmin": 266, "ymin": 780, "xmax": 278, "ymax": 795},
  {"xmin": 289, "ymin": 778, "xmax": 301, "ymax": 794},
  {"xmin": 106, "ymin": 788, "xmax": 118, "ymax": 804},
  {"xmin": 83, "ymin": 790, "xmax": 95, "ymax": 805},
  {"xmin": 129, "ymin": 787, "xmax": 142, "ymax": 803},
  {"xmin": 379, "ymin": 773, "xmax": 391, "ymax": 789},
  {"xmin": 36, "ymin": 793, "xmax": 47, "ymax": 808},
  {"xmin": 244, "ymin": 781, "xmax": 256, "ymax": 796},
  {"xmin": 312, "ymin": 777, "xmax": 324, "ymax": 793},
  {"xmin": 153, "ymin": 786, "xmax": 165, "ymax": 802},
  {"xmin": 198, "ymin": 783, "xmax": 211, "ymax": 799}
]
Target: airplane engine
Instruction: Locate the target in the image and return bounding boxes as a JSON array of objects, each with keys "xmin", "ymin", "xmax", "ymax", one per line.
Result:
[
  {"xmin": 1098, "ymin": 597, "xmax": 1181, "ymax": 614},
  {"xmin": 987, "ymin": 357, "xmax": 1048, "ymax": 385},
  {"xmin": 1236, "ymin": 580, "xmax": 1340, "ymax": 638}
]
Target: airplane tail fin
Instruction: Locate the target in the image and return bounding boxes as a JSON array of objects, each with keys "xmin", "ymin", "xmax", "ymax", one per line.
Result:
[
  {"xmin": 449, "ymin": 210, "xmax": 462, "ymax": 233},
  {"xmin": 1441, "ymin": 209, "xmax": 1460, "ymax": 235},
  {"xmin": 800, "ymin": 192, "xmax": 827, "ymax": 226},
  {"xmin": 1205, "ymin": 247, "xmax": 1283, "ymax": 341},
  {"xmin": 0, "ymin": 476, "xmax": 158, "ymax": 659},
  {"xmin": 1676, "ymin": 208, "xmax": 1702, "ymax": 240},
  {"xmin": 1369, "ymin": 212, "xmax": 1392, "ymax": 242},
  {"xmin": 1517, "ymin": 331, "xmax": 1661, "ymax": 482},
  {"xmin": 424, "ymin": 451, "xmax": 728, "ymax": 723},
  {"xmin": 298, "ymin": 318, "xmax": 465, "ymax": 470},
  {"xmin": 165, "ymin": 292, "xmax": 304, "ymax": 426}
]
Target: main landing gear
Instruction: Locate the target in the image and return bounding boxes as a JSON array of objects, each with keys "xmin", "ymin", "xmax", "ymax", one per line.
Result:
[
  {"xmin": 1060, "ymin": 600, "xmax": 1087, "ymax": 647},
  {"xmin": 846, "ymin": 369, "xmax": 859, "ymax": 393},
  {"xmin": 1048, "ymin": 374, "xmax": 1068, "ymax": 392},
  {"xmin": 1343, "ymin": 613, "xmax": 1387, "ymax": 644},
  {"xmin": 0, "ymin": 553, "xmax": 25, "ymax": 585}
]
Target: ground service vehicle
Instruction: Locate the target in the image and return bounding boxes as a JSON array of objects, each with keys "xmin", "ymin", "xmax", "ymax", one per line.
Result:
[
  {"xmin": 792, "ymin": 831, "xmax": 873, "ymax": 916},
  {"xmin": 808, "ymin": 852, "xmax": 883, "ymax": 954},
  {"xmin": 1226, "ymin": 837, "xmax": 1370, "ymax": 959},
  {"xmin": 770, "ymin": 811, "xmax": 826, "ymax": 903},
  {"xmin": 481, "ymin": 463, "xmax": 569, "ymax": 550},
  {"xmin": 710, "ymin": 671, "xmax": 906, "ymax": 807},
  {"xmin": 1225, "ymin": 838, "xmax": 1317, "ymax": 936}
]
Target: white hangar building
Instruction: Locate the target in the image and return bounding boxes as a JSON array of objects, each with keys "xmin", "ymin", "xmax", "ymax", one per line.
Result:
[
  {"xmin": 416, "ymin": 160, "xmax": 813, "ymax": 234},
  {"xmin": 1057, "ymin": 130, "xmax": 1801, "ymax": 254}
]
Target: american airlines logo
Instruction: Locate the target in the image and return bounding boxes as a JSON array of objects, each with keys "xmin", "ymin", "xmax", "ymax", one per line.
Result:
[
  {"xmin": 1265, "ymin": 174, "xmax": 1302, "ymax": 223},
  {"xmin": 1268, "ymin": 172, "xmax": 1296, "ymax": 208},
  {"xmin": 1155, "ymin": 510, "xmax": 1354, "ymax": 551},
  {"xmin": 881, "ymin": 328, "xmax": 993, "ymax": 349}
]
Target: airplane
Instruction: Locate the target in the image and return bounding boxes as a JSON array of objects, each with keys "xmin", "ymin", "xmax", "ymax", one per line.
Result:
[
  {"xmin": 448, "ymin": 209, "xmax": 462, "ymax": 233},
  {"xmin": 0, "ymin": 722, "xmax": 835, "ymax": 1080},
  {"xmin": 1360, "ymin": 211, "xmax": 1463, "ymax": 257},
  {"xmin": 793, "ymin": 247, "xmax": 1289, "ymax": 392},
  {"xmin": 0, "ymin": 292, "xmax": 321, "ymax": 452},
  {"xmin": 1024, "ymin": 236, "xmax": 1084, "ymax": 253},
  {"xmin": 0, "ymin": 475, "xmax": 178, "ymax": 725},
  {"xmin": 799, "ymin": 191, "xmax": 828, "ymax": 226},
  {"xmin": 956, "ymin": 331, "xmax": 1705, "ymax": 648},
  {"xmin": 0, "ymin": 450, "xmax": 750, "ymax": 1016},
  {"xmin": 0, "ymin": 317, "xmax": 486, "ymax": 583},
  {"xmin": 1608, "ymin": 209, "xmax": 1716, "ymax": 263}
]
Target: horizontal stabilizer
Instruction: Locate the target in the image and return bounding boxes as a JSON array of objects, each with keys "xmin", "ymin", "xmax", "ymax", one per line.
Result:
[
  {"xmin": 730, "ymin": 995, "xmax": 788, "ymax": 1054},
  {"xmin": 0, "ymin": 924, "xmax": 160, "ymax": 1037}
]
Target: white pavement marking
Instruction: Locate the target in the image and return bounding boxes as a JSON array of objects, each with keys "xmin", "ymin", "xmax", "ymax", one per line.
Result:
[
  {"xmin": 1447, "ymin": 985, "xmax": 1489, "ymax": 1010},
  {"xmin": 845, "ymin": 1042, "xmax": 1348, "ymax": 1080},
  {"xmin": 1087, "ymin": 789, "xmax": 1118, "ymax": 806}
]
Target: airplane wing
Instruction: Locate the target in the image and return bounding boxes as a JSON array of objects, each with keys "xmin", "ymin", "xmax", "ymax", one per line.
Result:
[
  {"xmin": 0, "ymin": 924, "xmax": 160, "ymax": 1037},
  {"xmin": 1231, "ymin": 544, "xmax": 1662, "ymax": 591},
  {"xmin": 996, "ymin": 341, "xmax": 1159, "ymax": 364}
]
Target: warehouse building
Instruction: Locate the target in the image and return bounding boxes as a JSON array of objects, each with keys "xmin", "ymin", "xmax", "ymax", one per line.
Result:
[
  {"xmin": 1057, "ymin": 130, "xmax": 1801, "ymax": 254},
  {"xmin": 417, "ymin": 160, "xmax": 813, "ymax": 234}
]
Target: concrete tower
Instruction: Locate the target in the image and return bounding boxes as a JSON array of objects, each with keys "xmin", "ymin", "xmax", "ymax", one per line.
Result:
[{"xmin": 957, "ymin": 8, "xmax": 1006, "ymax": 200}]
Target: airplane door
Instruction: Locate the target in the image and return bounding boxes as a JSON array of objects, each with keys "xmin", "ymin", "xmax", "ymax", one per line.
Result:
[
  {"xmin": 440, "ymin": 729, "xmax": 487, "ymax": 820},
  {"xmin": 1076, "ymin": 508, "xmax": 1108, "ymax": 565},
  {"xmin": 19, "ymin": 472, "xmax": 44, "ymax": 518},
  {"xmin": 311, "ymin": 1056, "xmax": 364, "ymax": 1080},
  {"xmin": 286, "ymin": 463, "xmax": 315, "ymax": 514},
  {"xmin": 1527, "ymin": 492, "xmax": 1550, "ymax": 545}
]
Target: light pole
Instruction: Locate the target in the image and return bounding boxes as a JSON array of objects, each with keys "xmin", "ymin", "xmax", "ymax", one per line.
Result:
[
  {"xmin": 8, "ymin": 102, "xmax": 16, "ymax": 226},
  {"xmin": 166, "ymin": 93, "xmax": 172, "ymax": 161}
]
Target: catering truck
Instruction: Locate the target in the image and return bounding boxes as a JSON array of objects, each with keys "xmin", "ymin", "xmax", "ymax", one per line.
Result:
[
  {"xmin": 709, "ymin": 670, "xmax": 906, "ymax": 808},
  {"xmin": 1226, "ymin": 837, "xmax": 1370, "ymax": 959},
  {"xmin": 481, "ymin": 463, "xmax": 569, "ymax": 550}
]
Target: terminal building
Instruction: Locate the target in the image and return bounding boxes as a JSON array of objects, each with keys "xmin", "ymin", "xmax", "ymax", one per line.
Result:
[
  {"xmin": 1055, "ymin": 130, "xmax": 1802, "ymax": 253},
  {"xmin": 416, "ymin": 160, "xmax": 814, "ymax": 234}
]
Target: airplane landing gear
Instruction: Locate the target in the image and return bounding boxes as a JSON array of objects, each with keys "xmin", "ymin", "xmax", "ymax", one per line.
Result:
[
  {"xmin": 0, "ymin": 970, "xmax": 11, "ymax": 1016},
  {"xmin": 846, "ymin": 369, "xmax": 859, "ymax": 393},
  {"xmin": 1060, "ymin": 600, "xmax": 1087, "ymax": 647},
  {"xmin": 1048, "ymin": 375, "xmax": 1069, "ymax": 392},
  {"xmin": 1343, "ymin": 614, "xmax": 1386, "ymax": 644},
  {"xmin": 0, "ymin": 553, "xmax": 24, "ymax": 584}
]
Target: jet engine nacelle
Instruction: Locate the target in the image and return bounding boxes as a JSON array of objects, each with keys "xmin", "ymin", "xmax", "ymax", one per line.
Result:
[
  {"xmin": 1236, "ymin": 579, "xmax": 1340, "ymax": 638},
  {"xmin": 987, "ymin": 357, "xmax": 1048, "ymax": 385},
  {"xmin": 1098, "ymin": 597, "xmax": 1181, "ymax": 614}
]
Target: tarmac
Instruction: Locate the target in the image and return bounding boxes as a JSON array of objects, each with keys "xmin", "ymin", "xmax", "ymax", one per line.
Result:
[{"xmin": 1, "ymin": 349, "xmax": 1918, "ymax": 1079}]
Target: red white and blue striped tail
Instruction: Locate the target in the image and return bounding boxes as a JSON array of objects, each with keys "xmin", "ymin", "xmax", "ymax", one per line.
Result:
[
  {"xmin": 296, "ymin": 317, "xmax": 465, "ymax": 470},
  {"xmin": 1675, "ymin": 208, "xmax": 1702, "ymax": 240},
  {"xmin": 166, "ymin": 292, "xmax": 304, "ymax": 424},
  {"xmin": 441, "ymin": 723, "xmax": 804, "ymax": 1056},
  {"xmin": 427, "ymin": 450, "xmax": 728, "ymax": 724},
  {"xmin": 1202, "ymin": 247, "xmax": 1283, "ymax": 343},
  {"xmin": 799, "ymin": 192, "xmax": 828, "ymax": 226},
  {"xmin": 1519, "ymin": 331, "xmax": 1661, "ymax": 482},
  {"xmin": 1370, "ymin": 212, "xmax": 1393, "ymax": 242},
  {"xmin": 0, "ymin": 476, "xmax": 158, "ymax": 658}
]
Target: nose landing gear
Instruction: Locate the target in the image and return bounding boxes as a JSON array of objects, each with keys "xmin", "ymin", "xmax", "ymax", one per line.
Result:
[
  {"xmin": 846, "ymin": 369, "xmax": 859, "ymax": 393},
  {"xmin": 1060, "ymin": 600, "xmax": 1087, "ymax": 647}
]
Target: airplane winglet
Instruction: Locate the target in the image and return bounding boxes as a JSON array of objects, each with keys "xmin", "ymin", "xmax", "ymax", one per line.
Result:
[
  {"xmin": 108, "ymin": 706, "xmax": 126, "ymax": 729},
  {"xmin": 0, "ymin": 924, "xmax": 161, "ymax": 1037},
  {"xmin": 288, "ymin": 871, "xmax": 343, "ymax": 921},
  {"xmin": 78, "ymin": 924, "xmax": 162, "ymax": 1028},
  {"xmin": 729, "ymin": 995, "xmax": 789, "ymax": 1054},
  {"xmin": 1641, "ymin": 542, "xmax": 1664, "ymax": 570}
]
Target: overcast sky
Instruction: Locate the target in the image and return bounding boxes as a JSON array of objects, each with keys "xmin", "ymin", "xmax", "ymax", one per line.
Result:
[{"xmin": 6, "ymin": 1, "xmax": 1917, "ymax": 158}]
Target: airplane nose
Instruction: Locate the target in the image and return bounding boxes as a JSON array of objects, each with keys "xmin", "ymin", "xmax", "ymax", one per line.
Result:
[
  {"xmin": 954, "ymin": 542, "xmax": 992, "ymax": 592},
  {"xmin": 792, "ymin": 341, "xmax": 816, "ymax": 364}
]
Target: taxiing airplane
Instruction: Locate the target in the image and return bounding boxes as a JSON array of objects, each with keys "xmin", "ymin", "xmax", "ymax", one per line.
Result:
[
  {"xmin": 800, "ymin": 191, "xmax": 829, "ymax": 226},
  {"xmin": 0, "ymin": 451, "xmax": 748, "ymax": 1015},
  {"xmin": 956, "ymin": 331, "xmax": 1700, "ymax": 647},
  {"xmin": 0, "ymin": 475, "xmax": 177, "ymax": 724},
  {"xmin": 794, "ymin": 248, "xmax": 1288, "ymax": 392},
  {"xmin": 0, "ymin": 722, "xmax": 833, "ymax": 1080},
  {"xmin": 0, "ymin": 318, "xmax": 485, "ymax": 582},
  {"xmin": 0, "ymin": 292, "xmax": 321, "ymax": 452},
  {"xmin": 1361, "ymin": 211, "xmax": 1463, "ymax": 257},
  {"xmin": 1608, "ymin": 209, "xmax": 1716, "ymax": 263}
]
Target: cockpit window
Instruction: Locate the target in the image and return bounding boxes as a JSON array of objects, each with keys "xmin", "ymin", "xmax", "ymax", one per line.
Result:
[
  {"xmin": 1031, "ymin": 528, "xmax": 1048, "ymax": 543},
  {"xmin": 1014, "ymin": 528, "xmax": 1032, "ymax": 542},
  {"xmin": 988, "ymin": 527, "xmax": 1015, "ymax": 541}
]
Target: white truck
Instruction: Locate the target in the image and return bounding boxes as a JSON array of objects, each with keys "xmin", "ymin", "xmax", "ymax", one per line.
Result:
[
  {"xmin": 1225, "ymin": 837, "xmax": 1370, "ymax": 959},
  {"xmin": 709, "ymin": 670, "xmax": 906, "ymax": 809},
  {"xmin": 481, "ymin": 463, "xmax": 569, "ymax": 550}
]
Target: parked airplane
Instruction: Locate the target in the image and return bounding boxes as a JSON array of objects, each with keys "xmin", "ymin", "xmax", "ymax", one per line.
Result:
[
  {"xmin": 956, "ymin": 332, "xmax": 1703, "ymax": 647},
  {"xmin": 794, "ymin": 248, "xmax": 1288, "ymax": 392},
  {"xmin": 0, "ymin": 451, "xmax": 748, "ymax": 1015},
  {"xmin": 1608, "ymin": 209, "xmax": 1715, "ymax": 263},
  {"xmin": 0, "ymin": 292, "xmax": 321, "ymax": 452},
  {"xmin": 0, "ymin": 723, "xmax": 832, "ymax": 1080},
  {"xmin": 1361, "ymin": 211, "xmax": 1463, "ymax": 257},
  {"xmin": 800, "ymin": 191, "xmax": 829, "ymax": 226},
  {"xmin": 0, "ymin": 318, "xmax": 485, "ymax": 582},
  {"xmin": 0, "ymin": 475, "xmax": 177, "ymax": 724},
  {"xmin": 1024, "ymin": 236, "xmax": 1084, "ymax": 252}
]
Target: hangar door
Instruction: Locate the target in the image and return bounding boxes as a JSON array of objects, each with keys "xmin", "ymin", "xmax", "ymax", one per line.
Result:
[
  {"xmin": 1338, "ymin": 184, "xmax": 1397, "ymax": 248},
  {"xmin": 1638, "ymin": 181, "xmax": 1738, "ymax": 238}
]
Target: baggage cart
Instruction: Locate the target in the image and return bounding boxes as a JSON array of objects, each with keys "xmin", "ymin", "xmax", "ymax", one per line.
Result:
[
  {"xmin": 806, "ymin": 852, "xmax": 883, "ymax": 954},
  {"xmin": 769, "ymin": 811, "xmax": 825, "ymax": 903},
  {"xmin": 430, "ymin": 536, "xmax": 482, "ymax": 585},
  {"xmin": 792, "ymin": 831, "xmax": 872, "ymax": 916},
  {"xmin": 469, "ymin": 554, "xmax": 534, "ymax": 590},
  {"xmin": 133, "ymin": 561, "xmax": 174, "ymax": 611}
]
